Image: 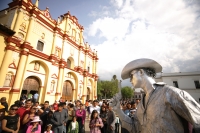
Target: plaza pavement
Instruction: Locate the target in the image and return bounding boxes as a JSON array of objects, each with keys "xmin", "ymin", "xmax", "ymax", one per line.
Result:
[{"xmin": 84, "ymin": 118, "xmax": 90, "ymax": 133}]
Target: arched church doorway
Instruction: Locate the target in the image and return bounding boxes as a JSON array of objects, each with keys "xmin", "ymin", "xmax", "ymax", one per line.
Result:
[
  {"xmin": 87, "ymin": 87, "xmax": 90, "ymax": 100},
  {"xmin": 22, "ymin": 76, "xmax": 40, "ymax": 99},
  {"xmin": 62, "ymin": 80, "xmax": 73, "ymax": 101}
]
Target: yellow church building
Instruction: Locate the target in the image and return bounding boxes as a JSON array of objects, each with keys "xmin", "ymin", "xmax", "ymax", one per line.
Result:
[{"xmin": 0, "ymin": 0, "xmax": 98, "ymax": 105}]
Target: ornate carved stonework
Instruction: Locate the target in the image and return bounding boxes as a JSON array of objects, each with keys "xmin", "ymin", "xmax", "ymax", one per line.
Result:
[
  {"xmin": 34, "ymin": 61, "xmax": 40, "ymax": 71},
  {"xmin": 20, "ymin": 22, "xmax": 26, "ymax": 30},
  {"xmin": 33, "ymin": 21, "xmax": 52, "ymax": 42}
]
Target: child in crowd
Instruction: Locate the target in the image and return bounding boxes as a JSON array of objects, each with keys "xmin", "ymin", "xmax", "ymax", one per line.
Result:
[
  {"xmin": 44, "ymin": 124, "xmax": 54, "ymax": 133},
  {"xmin": 89, "ymin": 110, "xmax": 103, "ymax": 133},
  {"xmin": 68, "ymin": 116, "xmax": 79, "ymax": 133},
  {"xmin": 26, "ymin": 116, "xmax": 41, "ymax": 133}
]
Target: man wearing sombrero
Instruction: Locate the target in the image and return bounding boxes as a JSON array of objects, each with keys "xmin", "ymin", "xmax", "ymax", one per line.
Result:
[{"xmin": 109, "ymin": 58, "xmax": 200, "ymax": 133}]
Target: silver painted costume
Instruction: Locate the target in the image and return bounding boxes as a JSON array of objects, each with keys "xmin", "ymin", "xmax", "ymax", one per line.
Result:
[{"xmin": 110, "ymin": 83, "xmax": 200, "ymax": 133}]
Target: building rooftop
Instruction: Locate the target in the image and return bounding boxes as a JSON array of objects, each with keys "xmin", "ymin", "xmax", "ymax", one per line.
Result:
[{"xmin": 156, "ymin": 71, "xmax": 200, "ymax": 78}]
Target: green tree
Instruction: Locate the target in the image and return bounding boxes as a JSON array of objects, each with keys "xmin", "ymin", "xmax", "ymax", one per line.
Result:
[
  {"xmin": 111, "ymin": 75, "xmax": 119, "ymax": 93},
  {"xmin": 97, "ymin": 75, "xmax": 120, "ymax": 99},
  {"xmin": 121, "ymin": 86, "xmax": 134, "ymax": 99},
  {"xmin": 97, "ymin": 80, "xmax": 103, "ymax": 99}
]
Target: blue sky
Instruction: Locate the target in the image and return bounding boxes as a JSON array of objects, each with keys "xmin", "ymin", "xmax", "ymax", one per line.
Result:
[{"xmin": 1, "ymin": 0, "xmax": 200, "ymax": 86}]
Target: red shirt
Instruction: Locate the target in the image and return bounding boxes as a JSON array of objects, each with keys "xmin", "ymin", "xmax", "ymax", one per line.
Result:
[
  {"xmin": 16, "ymin": 107, "xmax": 30, "ymax": 120},
  {"xmin": 53, "ymin": 103, "xmax": 58, "ymax": 111}
]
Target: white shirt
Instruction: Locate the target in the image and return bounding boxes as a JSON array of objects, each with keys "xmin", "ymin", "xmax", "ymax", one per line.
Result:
[
  {"xmin": 71, "ymin": 121, "xmax": 76, "ymax": 130},
  {"xmin": 99, "ymin": 101, "xmax": 103, "ymax": 106},
  {"xmin": 90, "ymin": 105, "xmax": 100, "ymax": 114}
]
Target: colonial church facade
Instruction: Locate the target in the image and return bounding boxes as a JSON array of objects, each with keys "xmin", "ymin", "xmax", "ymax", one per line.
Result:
[{"xmin": 0, "ymin": 0, "xmax": 98, "ymax": 105}]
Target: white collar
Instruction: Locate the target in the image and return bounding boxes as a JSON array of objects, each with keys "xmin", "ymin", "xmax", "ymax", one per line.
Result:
[{"xmin": 154, "ymin": 82, "xmax": 166, "ymax": 85}]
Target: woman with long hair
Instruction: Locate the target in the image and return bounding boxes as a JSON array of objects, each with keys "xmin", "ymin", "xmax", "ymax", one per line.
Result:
[
  {"xmin": 1, "ymin": 104, "xmax": 20, "ymax": 133},
  {"xmin": 22, "ymin": 106, "xmax": 37, "ymax": 132},
  {"xmin": 89, "ymin": 110, "xmax": 103, "ymax": 133},
  {"xmin": 99, "ymin": 106, "xmax": 107, "ymax": 133}
]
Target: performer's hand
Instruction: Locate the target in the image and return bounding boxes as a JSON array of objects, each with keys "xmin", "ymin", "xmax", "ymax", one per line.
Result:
[{"xmin": 109, "ymin": 92, "xmax": 121, "ymax": 110}]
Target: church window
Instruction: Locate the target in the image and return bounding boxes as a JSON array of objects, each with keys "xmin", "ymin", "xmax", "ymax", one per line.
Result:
[
  {"xmin": 36, "ymin": 40, "xmax": 44, "ymax": 52},
  {"xmin": 194, "ymin": 81, "xmax": 200, "ymax": 89},
  {"xmin": 67, "ymin": 59, "xmax": 71, "ymax": 68}
]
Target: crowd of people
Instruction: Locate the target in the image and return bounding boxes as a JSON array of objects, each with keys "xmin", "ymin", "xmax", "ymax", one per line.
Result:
[{"xmin": 0, "ymin": 95, "xmax": 140, "ymax": 133}]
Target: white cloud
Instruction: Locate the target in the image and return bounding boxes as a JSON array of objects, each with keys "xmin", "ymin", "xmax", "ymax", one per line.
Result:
[
  {"xmin": 87, "ymin": 0, "xmax": 200, "ymax": 86},
  {"xmin": 88, "ymin": 11, "xmax": 98, "ymax": 17},
  {"xmin": 88, "ymin": 17, "xmax": 130, "ymax": 40}
]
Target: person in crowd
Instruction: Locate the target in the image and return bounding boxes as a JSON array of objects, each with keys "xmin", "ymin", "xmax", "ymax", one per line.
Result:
[
  {"xmin": 89, "ymin": 100, "xmax": 100, "ymax": 114},
  {"xmin": 46, "ymin": 111, "xmax": 54, "ymax": 127},
  {"xmin": 99, "ymin": 106, "xmax": 107, "ymax": 133},
  {"xmin": 59, "ymin": 97, "xmax": 64, "ymax": 104},
  {"xmin": 20, "ymin": 98, "xmax": 26, "ymax": 104},
  {"xmin": 1, "ymin": 104, "xmax": 20, "ymax": 133},
  {"xmin": 27, "ymin": 93, "xmax": 32, "ymax": 100},
  {"xmin": 66, "ymin": 103, "xmax": 75, "ymax": 132},
  {"xmin": 89, "ymin": 110, "xmax": 103, "ymax": 133},
  {"xmin": 20, "ymin": 94, "xmax": 27, "ymax": 101},
  {"xmin": 63, "ymin": 102, "xmax": 68, "ymax": 112},
  {"xmin": 52, "ymin": 100, "xmax": 59, "ymax": 111},
  {"xmin": 131, "ymin": 102, "xmax": 137, "ymax": 111},
  {"xmin": 68, "ymin": 100, "xmax": 72, "ymax": 104},
  {"xmin": 67, "ymin": 116, "xmax": 79, "ymax": 133},
  {"xmin": 86, "ymin": 100, "xmax": 92, "ymax": 119},
  {"xmin": 22, "ymin": 105, "xmax": 38, "ymax": 132},
  {"xmin": 17, "ymin": 99, "xmax": 32, "ymax": 120},
  {"xmin": 49, "ymin": 105, "xmax": 54, "ymax": 112},
  {"xmin": 44, "ymin": 124, "xmax": 54, "ymax": 133},
  {"xmin": 115, "ymin": 115, "xmax": 120, "ymax": 133},
  {"xmin": 0, "ymin": 97, "xmax": 8, "ymax": 113},
  {"xmin": 65, "ymin": 100, "xmax": 68, "ymax": 106},
  {"xmin": 129, "ymin": 102, "xmax": 137, "ymax": 118},
  {"xmin": 0, "ymin": 104, "xmax": 6, "ymax": 133},
  {"xmin": 74, "ymin": 100, "xmax": 81, "ymax": 111},
  {"xmin": 121, "ymin": 104, "xmax": 129, "ymax": 133},
  {"xmin": 14, "ymin": 100, "xmax": 24, "ymax": 108},
  {"xmin": 75, "ymin": 103, "xmax": 86, "ymax": 133},
  {"xmin": 135, "ymin": 99, "xmax": 140, "ymax": 107},
  {"xmin": 34, "ymin": 102, "xmax": 41, "ymax": 109},
  {"xmin": 101, "ymin": 103, "xmax": 107, "ymax": 108},
  {"xmin": 51, "ymin": 104, "xmax": 68, "ymax": 133},
  {"xmin": 26, "ymin": 116, "xmax": 41, "ymax": 133},
  {"xmin": 40, "ymin": 101, "xmax": 51, "ymax": 132},
  {"xmin": 106, "ymin": 106, "xmax": 116, "ymax": 133},
  {"xmin": 17, "ymin": 99, "xmax": 32, "ymax": 133},
  {"xmin": 85, "ymin": 100, "xmax": 89, "ymax": 110},
  {"xmin": 124, "ymin": 103, "xmax": 131, "ymax": 116},
  {"xmin": 62, "ymin": 103, "xmax": 68, "ymax": 133},
  {"xmin": 33, "ymin": 92, "xmax": 39, "ymax": 103},
  {"xmin": 99, "ymin": 100, "xmax": 103, "ymax": 107}
]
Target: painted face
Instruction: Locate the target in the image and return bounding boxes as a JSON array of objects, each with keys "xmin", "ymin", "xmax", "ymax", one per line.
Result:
[{"xmin": 130, "ymin": 70, "xmax": 142, "ymax": 88}]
